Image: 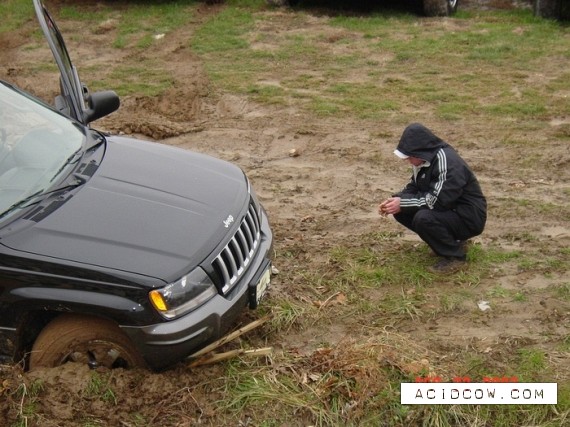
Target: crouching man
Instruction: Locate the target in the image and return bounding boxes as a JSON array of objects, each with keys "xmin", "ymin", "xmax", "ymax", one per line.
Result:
[{"xmin": 379, "ymin": 123, "xmax": 487, "ymax": 274}]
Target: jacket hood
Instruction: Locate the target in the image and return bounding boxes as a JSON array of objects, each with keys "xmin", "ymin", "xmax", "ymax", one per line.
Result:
[{"xmin": 395, "ymin": 123, "xmax": 449, "ymax": 162}]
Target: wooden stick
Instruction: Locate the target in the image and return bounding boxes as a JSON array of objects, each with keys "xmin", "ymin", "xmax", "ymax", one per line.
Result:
[
  {"xmin": 188, "ymin": 315, "xmax": 270, "ymax": 359},
  {"xmin": 318, "ymin": 291, "xmax": 340, "ymax": 310},
  {"xmin": 189, "ymin": 347, "xmax": 273, "ymax": 368}
]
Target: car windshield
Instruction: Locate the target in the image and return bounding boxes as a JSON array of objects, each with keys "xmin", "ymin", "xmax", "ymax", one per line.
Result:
[{"xmin": 0, "ymin": 82, "xmax": 85, "ymax": 217}]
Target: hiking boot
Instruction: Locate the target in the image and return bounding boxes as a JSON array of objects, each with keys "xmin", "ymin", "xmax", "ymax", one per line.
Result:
[
  {"xmin": 428, "ymin": 257, "xmax": 467, "ymax": 274},
  {"xmin": 428, "ymin": 240, "xmax": 472, "ymax": 258},
  {"xmin": 460, "ymin": 239, "xmax": 472, "ymax": 253}
]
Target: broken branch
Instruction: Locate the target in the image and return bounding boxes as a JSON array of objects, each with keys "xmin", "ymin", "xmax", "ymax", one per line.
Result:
[
  {"xmin": 189, "ymin": 347, "xmax": 273, "ymax": 368},
  {"xmin": 188, "ymin": 315, "xmax": 271, "ymax": 359}
]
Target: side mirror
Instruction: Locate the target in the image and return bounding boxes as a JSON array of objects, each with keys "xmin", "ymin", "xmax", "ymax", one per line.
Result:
[{"xmin": 84, "ymin": 90, "xmax": 120, "ymax": 124}]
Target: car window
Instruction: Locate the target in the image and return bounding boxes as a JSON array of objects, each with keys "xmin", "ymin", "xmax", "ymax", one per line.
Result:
[{"xmin": 0, "ymin": 82, "xmax": 85, "ymax": 217}]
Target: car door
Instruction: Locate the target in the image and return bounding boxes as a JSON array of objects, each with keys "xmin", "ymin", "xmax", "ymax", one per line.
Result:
[{"xmin": 33, "ymin": 0, "xmax": 119, "ymax": 124}]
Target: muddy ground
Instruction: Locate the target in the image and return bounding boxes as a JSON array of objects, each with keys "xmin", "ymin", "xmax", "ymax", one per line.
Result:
[{"xmin": 0, "ymin": 0, "xmax": 568, "ymax": 425}]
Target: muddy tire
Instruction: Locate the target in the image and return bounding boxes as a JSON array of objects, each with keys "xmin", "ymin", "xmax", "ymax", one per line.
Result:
[
  {"xmin": 534, "ymin": 0, "xmax": 570, "ymax": 20},
  {"xmin": 29, "ymin": 314, "xmax": 145, "ymax": 370},
  {"xmin": 423, "ymin": 0, "xmax": 458, "ymax": 16}
]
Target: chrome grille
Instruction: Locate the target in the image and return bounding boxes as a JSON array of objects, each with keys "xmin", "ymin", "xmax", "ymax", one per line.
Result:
[{"xmin": 213, "ymin": 202, "xmax": 261, "ymax": 295}]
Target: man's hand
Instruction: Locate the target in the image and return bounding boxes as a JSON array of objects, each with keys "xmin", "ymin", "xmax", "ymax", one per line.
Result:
[{"xmin": 378, "ymin": 197, "xmax": 401, "ymax": 216}]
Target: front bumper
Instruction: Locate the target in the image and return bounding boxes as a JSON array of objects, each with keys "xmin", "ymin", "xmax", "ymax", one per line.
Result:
[{"xmin": 121, "ymin": 212, "xmax": 273, "ymax": 371}]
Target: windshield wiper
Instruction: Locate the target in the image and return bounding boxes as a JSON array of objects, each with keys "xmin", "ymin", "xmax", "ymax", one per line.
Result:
[
  {"xmin": 0, "ymin": 181, "xmax": 83, "ymax": 220},
  {"xmin": 86, "ymin": 129, "xmax": 106, "ymax": 151},
  {"xmin": 0, "ymin": 190, "xmax": 45, "ymax": 220},
  {"xmin": 50, "ymin": 147, "xmax": 84, "ymax": 183}
]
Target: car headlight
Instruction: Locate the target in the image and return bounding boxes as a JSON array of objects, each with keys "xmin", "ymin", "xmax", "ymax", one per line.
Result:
[
  {"xmin": 149, "ymin": 268, "xmax": 217, "ymax": 319},
  {"xmin": 247, "ymin": 178, "xmax": 263, "ymax": 218}
]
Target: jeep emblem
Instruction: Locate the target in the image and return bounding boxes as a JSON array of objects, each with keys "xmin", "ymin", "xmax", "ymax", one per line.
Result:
[{"xmin": 223, "ymin": 215, "xmax": 234, "ymax": 228}]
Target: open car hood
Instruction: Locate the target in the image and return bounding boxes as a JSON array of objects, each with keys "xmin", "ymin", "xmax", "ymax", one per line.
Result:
[{"xmin": 33, "ymin": 0, "xmax": 119, "ymax": 124}]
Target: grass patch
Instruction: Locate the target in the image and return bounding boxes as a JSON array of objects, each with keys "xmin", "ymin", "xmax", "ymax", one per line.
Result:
[
  {"xmin": 0, "ymin": 0, "xmax": 34, "ymax": 33},
  {"xmin": 552, "ymin": 283, "xmax": 570, "ymax": 301},
  {"xmin": 85, "ymin": 372, "xmax": 118, "ymax": 405},
  {"xmin": 216, "ymin": 330, "xmax": 570, "ymax": 426},
  {"xmin": 189, "ymin": 4, "xmax": 570, "ymax": 128},
  {"xmin": 94, "ymin": 63, "xmax": 175, "ymax": 96},
  {"xmin": 10, "ymin": 377, "xmax": 44, "ymax": 427},
  {"xmin": 266, "ymin": 298, "xmax": 308, "ymax": 333},
  {"xmin": 256, "ymin": 232, "xmax": 569, "ymax": 424},
  {"xmin": 59, "ymin": 0, "xmax": 197, "ymax": 49},
  {"xmin": 191, "ymin": 7, "xmax": 255, "ymax": 54}
]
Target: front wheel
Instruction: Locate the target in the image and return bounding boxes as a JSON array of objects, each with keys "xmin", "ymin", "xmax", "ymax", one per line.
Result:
[
  {"xmin": 29, "ymin": 314, "xmax": 145, "ymax": 370},
  {"xmin": 423, "ymin": 0, "xmax": 458, "ymax": 17}
]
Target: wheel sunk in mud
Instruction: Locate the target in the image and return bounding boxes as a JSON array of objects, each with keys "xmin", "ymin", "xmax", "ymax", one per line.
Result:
[{"xmin": 29, "ymin": 314, "xmax": 145, "ymax": 370}]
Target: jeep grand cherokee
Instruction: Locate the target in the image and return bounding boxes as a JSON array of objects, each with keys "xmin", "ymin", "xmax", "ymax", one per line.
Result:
[{"xmin": 0, "ymin": 0, "xmax": 273, "ymax": 371}]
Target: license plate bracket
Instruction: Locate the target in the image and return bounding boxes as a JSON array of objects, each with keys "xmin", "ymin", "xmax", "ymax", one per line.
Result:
[{"xmin": 248, "ymin": 262, "xmax": 271, "ymax": 309}]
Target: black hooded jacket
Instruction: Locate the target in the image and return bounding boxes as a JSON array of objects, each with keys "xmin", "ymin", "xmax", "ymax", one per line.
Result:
[{"xmin": 394, "ymin": 123, "xmax": 487, "ymax": 235}]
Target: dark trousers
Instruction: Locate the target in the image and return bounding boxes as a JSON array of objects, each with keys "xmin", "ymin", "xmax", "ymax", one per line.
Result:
[{"xmin": 393, "ymin": 208, "xmax": 473, "ymax": 260}]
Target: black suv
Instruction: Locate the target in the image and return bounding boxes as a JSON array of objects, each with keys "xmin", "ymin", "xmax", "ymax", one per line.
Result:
[
  {"xmin": 0, "ymin": 0, "xmax": 273, "ymax": 371},
  {"xmin": 267, "ymin": 0, "xmax": 459, "ymax": 17}
]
